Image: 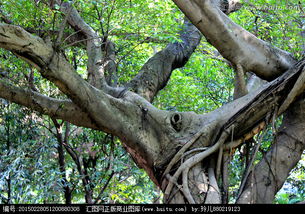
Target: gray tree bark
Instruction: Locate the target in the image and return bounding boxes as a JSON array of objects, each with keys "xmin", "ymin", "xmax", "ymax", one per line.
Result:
[{"xmin": 237, "ymin": 96, "xmax": 305, "ymax": 203}]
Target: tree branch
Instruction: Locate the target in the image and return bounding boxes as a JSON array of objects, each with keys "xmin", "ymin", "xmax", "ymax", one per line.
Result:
[
  {"xmin": 0, "ymin": 80, "xmax": 97, "ymax": 129},
  {"xmin": 103, "ymin": 39, "xmax": 118, "ymax": 87},
  {"xmin": 237, "ymin": 97, "xmax": 305, "ymax": 203},
  {"xmin": 173, "ymin": 0, "xmax": 296, "ymax": 80},
  {"xmin": 60, "ymin": 2, "xmax": 106, "ymax": 89},
  {"xmin": 128, "ymin": 18, "xmax": 202, "ymax": 102},
  {"xmin": 0, "ymin": 23, "xmax": 173, "ymax": 185},
  {"xmin": 0, "ymin": 23, "xmax": 127, "ymax": 134}
]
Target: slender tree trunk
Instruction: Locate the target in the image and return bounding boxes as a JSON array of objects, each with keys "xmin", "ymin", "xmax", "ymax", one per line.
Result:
[
  {"xmin": 5, "ymin": 105, "xmax": 11, "ymax": 204},
  {"xmin": 52, "ymin": 119, "xmax": 72, "ymax": 204}
]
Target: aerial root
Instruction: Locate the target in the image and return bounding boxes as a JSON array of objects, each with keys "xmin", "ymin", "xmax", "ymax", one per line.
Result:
[
  {"xmin": 216, "ymin": 145, "xmax": 224, "ymax": 180},
  {"xmin": 164, "ymin": 125, "xmax": 235, "ymax": 203},
  {"xmin": 182, "ymin": 167, "xmax": 195, "ymax": 203},
  {"xmin": 162, "ymin": 123, "xmax": 216, "ymax": 180}
]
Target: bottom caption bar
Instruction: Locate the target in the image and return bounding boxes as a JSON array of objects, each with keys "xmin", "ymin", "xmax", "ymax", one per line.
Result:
[{"xmin": 0, "ymin": 204, "xmax": 302, "ymax": 213}]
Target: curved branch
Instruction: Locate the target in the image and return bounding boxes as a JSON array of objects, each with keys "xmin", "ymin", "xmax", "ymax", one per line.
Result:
[
  {"xmin": 59, "ymin": 2, "xmax": 118, "ymax": 88},
  {"xmin": 60, "ymin": 2, "xmax": 106, "ymax": 88},
  {"xmin": 205, "ymin": 166, "xmax": 221, "ymax": 203},
  {"xmin": 0, "ymin": 23, "xmax": 125, "ymax": 133},
  {"xmin": 206, "ymin": 59, "xmax": 305, "ymax": 143},
  {"xmin": 0, "ymin": 23, "xmax": 176, "ymax": 186},
  {"xmin": 0, "ymin": 80, "xmax": 97, "ymax": 129},
  {"xmin": 173, "ymin": 0, "xmax": 296, "ymax": 80},
  {"xmin": 128, "ymin": 18, "xmax": 202, "ymax": 102}
]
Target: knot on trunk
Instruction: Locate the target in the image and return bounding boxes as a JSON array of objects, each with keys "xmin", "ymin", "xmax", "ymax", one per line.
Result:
[{"xmin": 171, "ymin": 113, "xmax": 182, "ymax": 132}]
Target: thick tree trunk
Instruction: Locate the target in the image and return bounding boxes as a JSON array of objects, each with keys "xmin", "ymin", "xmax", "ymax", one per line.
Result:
[
  {"xmin": 160, "ymin": 59, "xmax": 305, "ymax": 203},
  {"xmin": 237, "ymin": 96, "xmax": 305, "ymax": 203}
]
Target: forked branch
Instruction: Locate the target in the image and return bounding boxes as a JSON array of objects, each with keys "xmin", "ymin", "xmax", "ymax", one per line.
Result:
[
  {"xmin": 173, "ymin": 0, "xmax": 296, "ymax": 80},
  {"xmin": 59, "ymin": 2, "xmax": 106, "ymax": 88}
]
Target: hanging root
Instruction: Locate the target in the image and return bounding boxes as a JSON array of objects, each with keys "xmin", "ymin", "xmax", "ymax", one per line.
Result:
[
  {"xmin": 216, "ymin": 145, "xmax": 224, "ymax": 180},
  {"xmin": 222, "ymin": 151, "xmax": 230, "ymax": 203},
  {"xmin": 164, "ymin": 125, "xmax": 235, "ymax": 203},
  {"xmin": 182, "ymin": 167, "xmax": 195, "ymax": 203},
  {"xmin": 162, "ymin": 123, "xmax": 217, "ymax": 181},
  {"xmin": 205, "ymin": 165, "xmax": 221, "ymax": 203},
  {"xmin": 236, "ymin": 110, "xmax": 276, "ymax": 200},
  {"xmin": 163, "ymin": 101, "xmax": 279, "ymax": 203},
  {"xmin": 236, "ymin": 127, "xmax": 266, "ymax": 200}
]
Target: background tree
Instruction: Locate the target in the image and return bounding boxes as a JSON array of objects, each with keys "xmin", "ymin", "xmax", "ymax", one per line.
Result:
[{"xmin": 0, "ymin": 0, "xmax": 304, "ymax": 204}]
